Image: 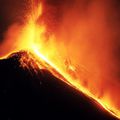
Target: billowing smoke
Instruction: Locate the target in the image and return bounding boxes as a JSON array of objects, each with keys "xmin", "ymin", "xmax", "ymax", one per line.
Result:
[{"xmin": 42, "ymin": 0, "xmax": 120, "ymax": 110}]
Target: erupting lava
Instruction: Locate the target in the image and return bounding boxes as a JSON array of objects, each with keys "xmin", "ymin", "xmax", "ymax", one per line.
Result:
[{"xmin": 0, "ymin": 0, "xmax": 120, "ymax": 119}]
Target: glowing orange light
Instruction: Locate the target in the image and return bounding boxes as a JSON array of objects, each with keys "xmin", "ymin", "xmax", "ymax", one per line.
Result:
[{"xmin": 0, "ymin": 1, "xmax": 120, "ymax": 119}]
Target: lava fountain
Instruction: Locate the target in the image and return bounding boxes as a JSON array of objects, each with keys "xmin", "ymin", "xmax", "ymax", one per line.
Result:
[{"xmin": 0, "ymin": 0, "xmax": 120, "ymax": 119}]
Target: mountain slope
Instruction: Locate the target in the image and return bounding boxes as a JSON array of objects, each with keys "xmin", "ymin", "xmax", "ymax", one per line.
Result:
[{"xmin": 0, "ymin": 51, "xmax": 117, "ymax": 120}]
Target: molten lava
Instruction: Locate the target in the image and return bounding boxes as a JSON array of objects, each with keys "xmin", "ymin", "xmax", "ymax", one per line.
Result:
[{"xmin": 0, "ymin": 1, "xmax": 120, "ymax": 119}]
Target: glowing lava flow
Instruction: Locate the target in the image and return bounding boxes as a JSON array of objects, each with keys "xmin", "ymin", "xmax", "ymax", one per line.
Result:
[
  {"xmin": 31, "ymin": 47, "xmax": 120, "ymax": 120},
  {"xmin": 0, "ymin": 1, "xmax": 120, "ymax": 119},
  {"xmin": 27, "ymin": 2, "xmax": 120, "ymax": 119}
]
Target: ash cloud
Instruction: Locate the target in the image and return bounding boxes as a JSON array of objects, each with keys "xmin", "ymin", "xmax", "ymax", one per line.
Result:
[{"xmin": 43, "ymin": 0, "xmax": 120, "ymax": 109}]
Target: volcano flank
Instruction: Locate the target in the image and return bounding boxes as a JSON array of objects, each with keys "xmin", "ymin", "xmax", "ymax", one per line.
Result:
[{"xmin": 0, "ymin": 51, "xmax": 118, "ymax": 120}]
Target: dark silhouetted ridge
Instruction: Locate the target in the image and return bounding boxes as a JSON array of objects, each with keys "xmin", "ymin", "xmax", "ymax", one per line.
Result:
[{"xmin": 0, "ymin": 51, "xmax": 117, "ymax": 120}]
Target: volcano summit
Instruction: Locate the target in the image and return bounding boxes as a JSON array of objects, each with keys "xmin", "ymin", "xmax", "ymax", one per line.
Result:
[{"xmin": 0, "ymin": 51, "xmax": 117, "ymax": 120}]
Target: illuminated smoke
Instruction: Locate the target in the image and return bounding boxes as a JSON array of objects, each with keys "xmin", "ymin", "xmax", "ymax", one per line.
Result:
[{"xmin": 43, "ymin": 0, "xmax": 120, "ymax": 115}]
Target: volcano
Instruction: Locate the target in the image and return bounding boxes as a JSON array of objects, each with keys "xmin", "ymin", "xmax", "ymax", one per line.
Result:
[{"xmin": 0, "ymin": 51, "xmax": 117, "ymax": 120}]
